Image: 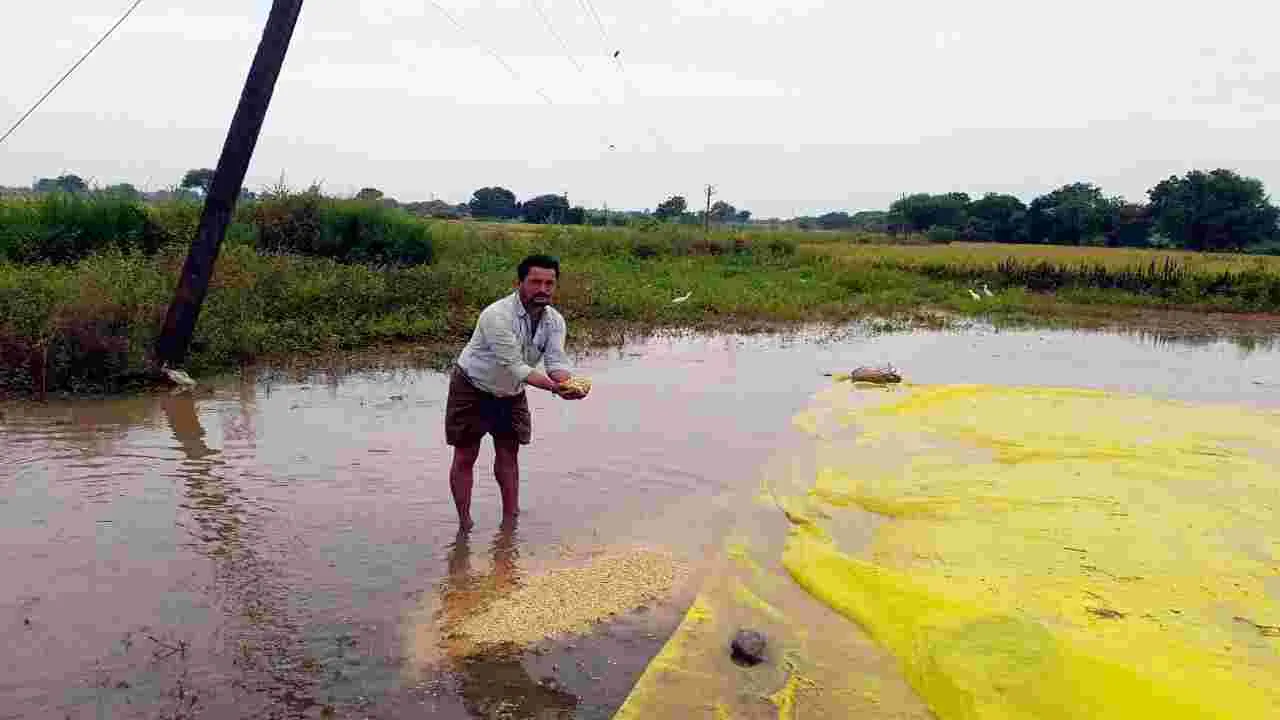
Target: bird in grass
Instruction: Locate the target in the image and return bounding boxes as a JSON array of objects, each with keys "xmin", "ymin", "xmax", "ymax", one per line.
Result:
[
  {"xmin": 968, "ymin": 289, "xmax": 982, "ymax": 301},
  {"xmin": 982, "ymin": 283, "xmax": 995, "ymax": 297},
  {"xmin": 672, "ymin": 291, "xmax": 692, "ymax": 304}
]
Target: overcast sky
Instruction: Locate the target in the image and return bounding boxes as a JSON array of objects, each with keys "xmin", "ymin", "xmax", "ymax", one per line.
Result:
[{"xmin": 2, "ymin": 0, "xmax": 1279, "ymax": 217}]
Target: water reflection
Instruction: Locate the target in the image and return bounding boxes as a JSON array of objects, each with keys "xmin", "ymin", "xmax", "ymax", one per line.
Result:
[
  {"xmin": 161, "ymin": 395, "xmax": 322, "ymax": 719},
  {"xmin": 435, "ymin": 525, "xmax": 578, "ymax": 720}
]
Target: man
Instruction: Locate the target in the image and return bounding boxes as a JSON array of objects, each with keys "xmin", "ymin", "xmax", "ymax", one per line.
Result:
[{"xmin": 445, "ymin": 254, "xmax": 580, "ymax": 529}]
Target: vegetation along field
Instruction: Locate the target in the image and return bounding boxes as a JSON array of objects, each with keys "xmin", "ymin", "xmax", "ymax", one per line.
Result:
[{"xmin": 3, "ymin": 173, "xmax": 1280, "ymax": 395}]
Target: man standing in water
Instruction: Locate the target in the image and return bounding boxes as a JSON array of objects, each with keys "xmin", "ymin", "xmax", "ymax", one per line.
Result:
[{"xmin": 445, "ymin": 254, "xmax": 580, "ymax": 529}]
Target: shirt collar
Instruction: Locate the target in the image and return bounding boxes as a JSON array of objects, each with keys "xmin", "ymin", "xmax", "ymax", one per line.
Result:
[{"xmin": 510, "ymin": 291, "xmax": 528, "ymax": 319}]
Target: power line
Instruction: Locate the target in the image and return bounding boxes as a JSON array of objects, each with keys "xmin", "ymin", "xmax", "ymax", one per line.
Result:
[
  {"xmin": 573, "ymin": 0, "xmax": 670, "ymax": 153},
  {"xmin": 529, "ymin": 0, "xmax": 614, "ymax": 148},
  {"xmin": 530, "ymin": 0, "xmax": 587, "ymax": 76},
  {"xmin": 0, "ymin": 0, "xmax": 146, "ymax": 148},
  {"xmin": 427, "ymin": 0, "xmax": 554, "ymax": 105},
  {"xmin": 578, "ymin": 0, "xmax": 613, "ymax": 53}
]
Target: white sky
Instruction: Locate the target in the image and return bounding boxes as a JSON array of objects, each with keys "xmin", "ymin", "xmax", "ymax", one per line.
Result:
[{"xmin": 2, "ymin": 0, "xmax": 1279, "ymax": 217}]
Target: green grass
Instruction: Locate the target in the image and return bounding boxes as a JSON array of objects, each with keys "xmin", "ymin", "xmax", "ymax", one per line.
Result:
[{"xmin": 3, "ymin": 209, "xmax": 1280, "ymax": 395}]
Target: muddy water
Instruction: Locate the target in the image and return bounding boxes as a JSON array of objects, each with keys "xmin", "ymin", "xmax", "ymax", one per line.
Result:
[{"xmin": 2, "ymin": 325, "xmax": 1278, "ymax": 719}]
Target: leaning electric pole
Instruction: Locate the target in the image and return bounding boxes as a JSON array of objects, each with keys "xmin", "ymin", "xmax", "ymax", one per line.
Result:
[
  {"xmin": 703, "ymin": 183, "xmax": 716, "ymax": 235},
  {"xmin": 155, "ymin": 0, "xmax": 305, "ymax": 369}
]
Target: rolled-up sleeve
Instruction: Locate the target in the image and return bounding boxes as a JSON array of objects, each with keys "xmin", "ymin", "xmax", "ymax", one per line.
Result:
[
  {"xmin": 480, "ymin": 307, "xmax": 534, "ymax": 382},
  {"xmin": 542, "ymin": 315, "xmax": 573, "ymax": 375}
]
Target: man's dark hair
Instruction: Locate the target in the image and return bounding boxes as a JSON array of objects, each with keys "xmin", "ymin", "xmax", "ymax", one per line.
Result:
[{"xmin": 518, "ymin": 254, "xmax": 560, "ymax": 280}]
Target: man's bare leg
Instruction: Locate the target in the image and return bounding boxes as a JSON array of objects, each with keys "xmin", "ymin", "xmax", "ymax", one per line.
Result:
[
  {"xmin": 494, "ymin": 441, "xmax": 520, "ymax": 526},
  {"xmin": 450, "ymin": 444, "xmax": 481, "ymax": 530}
]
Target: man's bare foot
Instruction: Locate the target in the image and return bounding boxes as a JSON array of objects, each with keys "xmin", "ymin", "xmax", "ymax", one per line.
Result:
[{"xmin": 459, "ymin": 516, "xmax": 475, "ymax": 531}]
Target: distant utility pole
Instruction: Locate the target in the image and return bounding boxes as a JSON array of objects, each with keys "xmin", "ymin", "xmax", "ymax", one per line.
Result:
[
  {"xmin": 704, "ymin": 184, "xmax": 716, "ymax": 235},
  {"xmin": 154, "ymin": 0, "xmax": 305, "ymax": 369}
]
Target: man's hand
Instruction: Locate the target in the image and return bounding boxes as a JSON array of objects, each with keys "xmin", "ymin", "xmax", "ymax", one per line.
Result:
[
  {"xmin": 547, "ymin": 370, "xmax": 579, "ymax": 399},
  {"xmin": 555, "ymin": 375, "xmax": 590, "ymax": 400},
  {"xmin": 525, "ymin": 371, "xmax": 560, "ymax": 394}
]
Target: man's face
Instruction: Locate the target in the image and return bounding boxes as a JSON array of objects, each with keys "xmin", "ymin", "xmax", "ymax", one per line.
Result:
[{"xmin": 517, "ymin": 266, "xmax": 557, "ymax": 308}]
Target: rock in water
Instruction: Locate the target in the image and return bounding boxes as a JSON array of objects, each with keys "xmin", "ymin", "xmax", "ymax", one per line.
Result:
[
  {"xmin": 730, "ymin": 629, "xmax": 767, "ymax": 666},
  {"xmin": 850, "ymin": 366, "xmax": 901, "ymax": 384}
]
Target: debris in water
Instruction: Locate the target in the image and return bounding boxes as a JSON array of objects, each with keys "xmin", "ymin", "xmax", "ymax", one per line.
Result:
[{"xmin": 730, "ymin": 629, "xmax": 767, "ymax": 666}]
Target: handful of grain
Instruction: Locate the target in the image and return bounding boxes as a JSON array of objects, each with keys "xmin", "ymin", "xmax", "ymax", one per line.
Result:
[{"xmin": 559, "ymin": 376, "xmax": 592, "ymax": 399}]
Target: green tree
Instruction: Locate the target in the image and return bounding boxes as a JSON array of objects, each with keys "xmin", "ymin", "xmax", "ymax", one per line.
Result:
[
  {"xmin": 405, "ymin": 199, "xmax": 465, "ymax": 219},
  {"xmin": 850, "ymin": 211, "xmax": 889, "ymax": 232},
  {"xmin": 1147, "ymin": 169, "xmax": 1279, "ymax": 251},
  {"xmin": 34, "ymin": 174, "xmax": 88, "ymax": 194},
  {"xmin": 816, "ymin": 211, "xmax": 853, "ymax": 230},
  {"xmin": 966, "ymin": 193, "xmax": 1028, "ymax": 243},
  {"xmin": 708, "ymin": 200, "xmax": 738, "ymax": 224},
  {"xmin": 522, "ymin": 194, "xmax": 571, "ymax": 224},
  {"xmin": 355, "ymin": 187, "xmax": 384, "ymax": 201},
  {"xmin": 181, "ymin": 168, "xmax": 216, "ymax": 194},
  {"xmin": 101, "ymin": 183, "xmax": 140, "ymax": 200},
  {"xmin": 654, "ymin": 195, "xmax": 687, "ymax": 221},
  {"xmin": 468, "ymin": 186, "xmax": 520, "ymax": 220},
  {"xmin": 1027, "ymin": 183, "xmax": 1118, "ymax": 245},
  {"xmin": 889, "ymin": 192, "xmax": 970, "ymax": 233},
  {"xmin": 1107, "ymin": 203, "xmax": 1153, "ymax": 248}
]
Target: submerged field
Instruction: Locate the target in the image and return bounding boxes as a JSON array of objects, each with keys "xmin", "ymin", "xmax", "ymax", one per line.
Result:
[{"xmin": 3, "ymin": 201, "xmax": 1280, "ymax": 394}]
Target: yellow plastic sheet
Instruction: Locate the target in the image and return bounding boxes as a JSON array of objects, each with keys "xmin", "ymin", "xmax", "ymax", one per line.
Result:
[{"xmin": 616, "ymin": 383, "xmax": 1280, "ymax": 719}]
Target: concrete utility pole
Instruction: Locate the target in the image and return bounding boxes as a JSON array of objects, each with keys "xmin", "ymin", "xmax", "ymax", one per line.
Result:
[
  {"xmin": 155, "ymin": 0, "xmax": 305, "ymax": 369},
  {"xmin": 704, "ymin": 184, "xmax": 716, "ymax": 235}
]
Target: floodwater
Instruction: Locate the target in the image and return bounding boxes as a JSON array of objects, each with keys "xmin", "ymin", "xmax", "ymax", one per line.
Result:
[{"xmin": 2, "ymin": 324, "xmax": 1278, "ymax": 719}]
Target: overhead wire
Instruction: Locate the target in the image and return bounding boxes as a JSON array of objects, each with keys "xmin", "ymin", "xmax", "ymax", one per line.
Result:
[
  {"xmin": 0, "ymin": 0, "xmax": 146, "ymax": 148},
  {"xmin": 427, "ymin": 0, "xmax": 555, "ymax": 105},
  {"xmin": 574, "ymin": 0, "xmax": 670, "ymax": 153},
  {"xmin": 528, "ymin": 0, "xmax": 615, "ymax": 151}
]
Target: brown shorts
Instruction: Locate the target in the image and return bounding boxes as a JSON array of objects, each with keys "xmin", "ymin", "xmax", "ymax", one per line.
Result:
[{"xmin": 445, "ymin": 366, "xmax": 532, "ymax": 447}]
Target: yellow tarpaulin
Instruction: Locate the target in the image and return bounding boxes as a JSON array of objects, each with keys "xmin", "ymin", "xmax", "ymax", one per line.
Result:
[{"xmin": 615, "ymin": 383, "xmax": 1280, "ymax": 719}]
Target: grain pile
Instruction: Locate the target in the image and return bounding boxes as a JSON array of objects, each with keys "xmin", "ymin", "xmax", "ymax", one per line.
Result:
[{"xmin": 452, "ymin": 549, "xmax": 688, "ymax": 649}]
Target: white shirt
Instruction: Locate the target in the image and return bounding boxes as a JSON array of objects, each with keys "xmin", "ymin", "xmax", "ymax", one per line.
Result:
[{"xmin": 455, "ymin": 291, "xmax": 573, "ymax": 397}]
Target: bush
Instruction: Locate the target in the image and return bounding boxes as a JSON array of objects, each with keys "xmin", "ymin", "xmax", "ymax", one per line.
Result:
[
  {"xmin": 251, "ymin": 194, "xmax": 433, "ymax": 265},
  {"xmin": 319, "ymin": 201, "xmax": 434, "ymax": 265},
  {"xmin": 0, "ymin": 193, "xmax": 167, "ymax": 263},
  {"xmin": 145, "ymin": 199, "xmax": 204, "ymax": 246}
]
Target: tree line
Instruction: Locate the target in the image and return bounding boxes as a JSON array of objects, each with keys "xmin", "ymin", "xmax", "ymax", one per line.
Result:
[
  {"xmin": 12, "ymin": 167, "xmax": 1277, "ymax": 253},
  {"xmin": 817, "ymin": 169, "xmax": 1277, "ymax": 253}
]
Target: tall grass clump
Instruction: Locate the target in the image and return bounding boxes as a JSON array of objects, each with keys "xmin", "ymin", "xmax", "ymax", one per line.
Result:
[
  {"xmin": 0, "ymin": 244, "xmax": 454, "ymax": 394},
  {"xmin": 0, "ymin": 193, "xmax": 168, "ymax": 263},
  {"xmin": 252, "ymin": 193, "xmax": 433, "ymax": 265}
]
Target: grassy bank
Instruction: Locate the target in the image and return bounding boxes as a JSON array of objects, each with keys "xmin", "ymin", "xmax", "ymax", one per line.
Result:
[{"xmin": 3, "ymin": 211, "xmax": 1280, "ymax": 395}]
